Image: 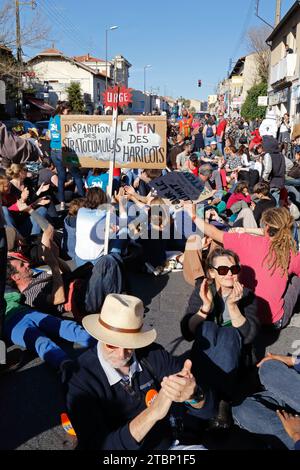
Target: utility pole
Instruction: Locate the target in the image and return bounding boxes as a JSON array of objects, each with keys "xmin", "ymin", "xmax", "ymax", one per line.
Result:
[
  {"xmin": 15, "ymin": 0, "xmax": 36, "ymax": 117},
  {"xmin": 275, "ymin": 0, "xmax": 281, "ymax": 27},
  {"xmin": 15, "ymin": 0, "xmax": 22, "ymax": 117}
]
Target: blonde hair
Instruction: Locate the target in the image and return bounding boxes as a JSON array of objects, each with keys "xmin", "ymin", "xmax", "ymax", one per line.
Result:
[
  {"xmin": 6, "ymin": 163, "xmax": 26, "ymax": 180},
  {"xmin": 0, "ymin": 175, "xmax": 10, "ymax": 193},
  {"xmin": 261, "ymin": 207, "xmax": 297, "ymax": 276},
  {"xmin": 68, "ymin": 198, "xmax": 85, "ymax": 216}
]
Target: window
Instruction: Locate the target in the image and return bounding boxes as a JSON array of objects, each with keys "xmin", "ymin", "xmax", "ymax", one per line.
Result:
[{"xmin": 292, "ymin": 26, "xmax": 297, "ymax": 51}]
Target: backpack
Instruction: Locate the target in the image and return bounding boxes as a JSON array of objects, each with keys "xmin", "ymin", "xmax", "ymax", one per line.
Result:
[
  {"xmin": 206, "ymin": 125, "xmax": 214, "ymax": 138},
  {"xmin": 239, "ymin": 132, "xmax": 248, "ymax": 144}
]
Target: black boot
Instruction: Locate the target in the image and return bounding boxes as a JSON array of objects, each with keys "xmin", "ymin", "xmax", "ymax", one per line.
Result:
[{"xmin": 206, "ymin": 400, "xmax": 233, "ymax": 431}]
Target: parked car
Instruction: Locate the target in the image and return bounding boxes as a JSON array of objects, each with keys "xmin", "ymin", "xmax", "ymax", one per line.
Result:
[
  {"xmin": 35, "ymin": 120, "xmax": 50, "ymax": 136},
  {"xmin": 1, "ymin": 119, "xmax": 35, "ymax": 133}
]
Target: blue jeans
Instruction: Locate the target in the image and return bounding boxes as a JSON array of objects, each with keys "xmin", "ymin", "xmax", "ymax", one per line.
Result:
[
  {"xmin": 270, "ymin": 188, "xmax": 280, "ymax": 207},
  {"xmin": 204, "ymin": 136, "xmax": 215, "ymax": 147},
  {"xmin": 0, "ymin": 228, "xmax": 7, "ymax": 340},
  {"xmin": 216, "ymin": 136, "xmax": 224, "ymax": 156},
  {"xmin": 4, "ymin": 310, "xmax": 95, "ymax": 369},
  {"xmin": 286, "ymin": 184, "xmax": 300, "ymax": 203},
  {"xmin": 232, "ymin": 360, "xmax": 300, "ymax": 449},
  {"xmin": 2, "ymin": 206, "xmax": 47, "ymax": 236},
  {"xmin": 191, "ymin": 321, "xmax": 242, "ymax": 400},
  {"xmin": 51, "ymin": 149, "xmax": 85, "ymax": 202}
]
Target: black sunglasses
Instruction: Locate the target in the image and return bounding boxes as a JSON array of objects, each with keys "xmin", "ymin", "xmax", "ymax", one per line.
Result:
[{"xmin": 209, "ymin": 264, "xmax": 241, "ymax": 276}]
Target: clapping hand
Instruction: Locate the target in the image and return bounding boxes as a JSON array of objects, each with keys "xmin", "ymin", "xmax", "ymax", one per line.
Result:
[
  {"xmin": 37, "ymin": 182, "xmax": 50, "ymax": 196},
  {"xmin": 160, "ymin": 360, "xmax": 196, "ymax": 403},
  {"xmin": 227, "ymin": 281, "xmax": 244, "ymax": 305},
  {"xmin": 21, "ymin": 187, "xmax": 29, "ymax": 202},
  {"xmin": 199, "ymin": 278, "xmax": 213, "ymax": 313},
  {"xmin": 36, "ymin": 197, "xmax": 50, "ymax": 206},
  {"xmin": 124, "ymin": 185, "xmax": 136, "ymax": 196}
]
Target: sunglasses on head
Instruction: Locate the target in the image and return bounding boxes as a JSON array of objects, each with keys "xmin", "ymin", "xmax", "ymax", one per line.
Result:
[{"xmin": 209, "ymin": 264, "xmax": 241, "ymax": 276}]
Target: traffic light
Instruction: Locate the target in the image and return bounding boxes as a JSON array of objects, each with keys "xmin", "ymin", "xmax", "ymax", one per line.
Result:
[{"xmin": 198, "ymin": 80, "xmax": 202, "ymax": 87}]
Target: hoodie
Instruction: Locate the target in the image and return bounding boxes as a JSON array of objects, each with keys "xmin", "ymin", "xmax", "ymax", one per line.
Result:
[{"xmin": 262, "ymin": 135, "xmax": 285, "ymax": 188}]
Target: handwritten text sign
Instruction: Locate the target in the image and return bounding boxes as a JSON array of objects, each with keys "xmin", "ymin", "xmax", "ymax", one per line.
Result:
[{"xmin": 61, "ymin": 115, "xmax": 166, "ymax": 169}]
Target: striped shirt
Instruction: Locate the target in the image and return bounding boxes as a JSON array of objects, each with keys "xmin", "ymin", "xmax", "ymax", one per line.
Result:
[{"xmin": 22, "ymin": 271, "xmax": 64, "ymax": 314}]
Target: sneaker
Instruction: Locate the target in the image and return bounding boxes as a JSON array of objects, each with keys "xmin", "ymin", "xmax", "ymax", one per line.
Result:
[
  {"xmin": 145, "ymin": 262, "xmax": 169, "ymax": 276},
  {"xmin": 61, "ymin": 412, "xmax": 77, "ymax": 436},
  {"xmin": 0, "ymin": 348, "xmax": 24, "ymax": 375},
  {"xmin": 164, "ymin": 259, "xmax": 183, "ymax": 272}
]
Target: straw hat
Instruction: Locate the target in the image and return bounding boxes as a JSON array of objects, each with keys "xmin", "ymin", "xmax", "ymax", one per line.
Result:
[
  {"xmin": 28, "ymin": 127, "xmax": 39, "ymax": 138},
  {"xmin": 82, "ymin": 294, "xmax": 157, "ymax": 349}
]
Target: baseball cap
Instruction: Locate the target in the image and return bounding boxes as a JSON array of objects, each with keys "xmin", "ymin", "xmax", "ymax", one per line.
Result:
[
  {"xmin": 7, "ymin": 251, "xmax": 30, "ymax": 263},
  {"xmin": 295, "ymin": 145, "xmax": 300, "ymax": 154},
  {"xmin": 210, "ymin": 141, "xmax": 217, "ymax": 145}
]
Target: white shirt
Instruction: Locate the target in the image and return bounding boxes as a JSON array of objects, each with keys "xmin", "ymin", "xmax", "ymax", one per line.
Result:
[
  {"xmin": 280, "ymin": 122, "xmax": 290, "ymax": 133},
  {"xmin": 75, "ymin": 207, "xmax": 107, "ymax": 261},
  {"xmin": 97, "ymin": 342, "xmax": 142, "ymax": 386}
]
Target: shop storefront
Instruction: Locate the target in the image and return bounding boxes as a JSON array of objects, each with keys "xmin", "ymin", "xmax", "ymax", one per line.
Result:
[{"xmin": 268, "ymin": 86, "xmax": 291, "ymax": 117}]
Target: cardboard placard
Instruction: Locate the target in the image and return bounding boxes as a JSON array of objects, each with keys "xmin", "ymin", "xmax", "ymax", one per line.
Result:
[
  {"xmin": 61, "ymin": 115, "xmax": 166, "ymax": 169},
  {"xmin": 150, "ymin": 172, "xmax": 211, "ymax": 204}
]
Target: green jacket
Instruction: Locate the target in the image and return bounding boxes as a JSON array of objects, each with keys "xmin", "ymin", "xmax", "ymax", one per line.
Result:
[{"xmin": 4, "ymin": 291, "xmax": 31, "ymax": 322}]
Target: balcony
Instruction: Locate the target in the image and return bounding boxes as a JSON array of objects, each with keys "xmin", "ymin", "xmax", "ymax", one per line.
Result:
[{"xmin": 270, "ymin": 53, "xmax": 297, "ymax": 86}]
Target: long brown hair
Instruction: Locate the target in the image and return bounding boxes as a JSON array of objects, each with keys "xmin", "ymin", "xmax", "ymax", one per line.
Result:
[{"xmin": 261, "ymin": 207, "xmax": 297, "ymax": 276}]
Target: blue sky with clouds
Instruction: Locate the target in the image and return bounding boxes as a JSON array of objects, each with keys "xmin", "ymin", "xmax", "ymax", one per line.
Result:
[{"xmin": 22, "ymin": 0, "xmax": 296, "ymax": 100}]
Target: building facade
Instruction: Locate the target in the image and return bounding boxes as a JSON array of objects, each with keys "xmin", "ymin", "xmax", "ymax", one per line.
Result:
[
  {"xmin": 215, "ymin": 53, "xmax": 261, "ymax": 116},
  {"xmin": 26, "ymin": 49, "xmax": 131, "ymax": 114},
  {"xmin": 266, "ymin": 0, "xmax": 300, "ymax": 124}
]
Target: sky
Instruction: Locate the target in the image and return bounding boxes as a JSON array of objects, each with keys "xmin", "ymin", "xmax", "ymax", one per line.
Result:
[{"xmin": 21, "ymin": 0, "xmax": 296, "ymax": 101}]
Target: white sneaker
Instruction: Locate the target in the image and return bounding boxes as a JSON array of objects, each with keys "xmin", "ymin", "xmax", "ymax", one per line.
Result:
[{"xmin": 145, "ymin": 262, "xmax": 166, "ymax": 276}]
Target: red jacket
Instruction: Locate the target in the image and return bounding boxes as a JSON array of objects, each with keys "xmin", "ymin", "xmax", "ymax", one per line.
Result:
[{"xmin": 226, "ymin": 192, "xmax": 251, "ymax": 210}]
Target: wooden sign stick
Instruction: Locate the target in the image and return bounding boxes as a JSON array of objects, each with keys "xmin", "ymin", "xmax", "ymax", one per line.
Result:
[{"xmin": 104, "ymin": 88, "xmax": 120, "ymax": 255}]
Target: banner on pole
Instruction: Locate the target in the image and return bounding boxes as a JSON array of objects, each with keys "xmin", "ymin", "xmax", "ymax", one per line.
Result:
[{"xmin": 61, "ymin": 115, "xmax": 167, "ymax": 169}]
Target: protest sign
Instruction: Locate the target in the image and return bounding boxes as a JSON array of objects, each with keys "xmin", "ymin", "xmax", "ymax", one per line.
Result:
[
  {"xmin": 151, "ymin": 171, "xmax": 213, "ymax": 205},
  {"xmin": 61, "ymin": 115, "xmax": 166, "ymax": 169},
  {"xmin": 103, "ymin": 85, "xmax": 132, "ymax": 110}
]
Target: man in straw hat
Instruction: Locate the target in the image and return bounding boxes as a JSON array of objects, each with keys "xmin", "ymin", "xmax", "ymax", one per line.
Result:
[{"xmin": 63, "ymin": 293, "xmax": 215, "ymax": 450}]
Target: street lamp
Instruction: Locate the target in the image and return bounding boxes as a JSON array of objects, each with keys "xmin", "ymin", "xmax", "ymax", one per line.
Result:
[
  {"xmin": 105, "ymin": 25, "xmax": 119, "ymax": 90},
  {"xmin": 144, "ymin": 64, "xmax": 152, "ymax": 113}
]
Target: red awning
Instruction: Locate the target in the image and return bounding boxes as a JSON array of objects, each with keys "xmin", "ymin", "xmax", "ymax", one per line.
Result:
[{"xmin": 26, "ymin": 97, "xmax": 55, "ymax": 114}]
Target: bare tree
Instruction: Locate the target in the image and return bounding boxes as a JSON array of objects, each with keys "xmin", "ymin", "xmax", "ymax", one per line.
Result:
[
  {"xmin": 0, "ymin": 1, "xmax": 51, "ymax": 56},
  {"xmin": 0, "ymin": 1, "xmax": 51, "ymax": 86},
  {"xmin": 247, "ymin": 25, "xmax": 272, "ymax": 82}
]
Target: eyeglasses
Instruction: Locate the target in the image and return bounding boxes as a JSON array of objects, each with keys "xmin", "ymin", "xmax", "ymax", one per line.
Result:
[{"xmin": 209, "ymin": 264, "xmax": 241, "ymax": 276}]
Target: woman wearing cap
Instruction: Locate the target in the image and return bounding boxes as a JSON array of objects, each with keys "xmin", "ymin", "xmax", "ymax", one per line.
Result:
[{"xmin": 181, "ymin": 247, "xmax": 259, "ymax": 429}]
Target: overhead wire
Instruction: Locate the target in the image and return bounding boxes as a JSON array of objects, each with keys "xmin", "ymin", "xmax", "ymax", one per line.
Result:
[
  {"xmin": 48, "ymin": 1, "xmax": 98, "ymax": 55},
  {"xmin": 43, "ymin": 0, "xmax": 99, "ymax": 56},
  {"xmin": 230, "ymin": 0, "xmax": 255, "ymax": 62},
  {"xmin": 38, "ymin": 1, "xmax": 91, "ymax": 55}
]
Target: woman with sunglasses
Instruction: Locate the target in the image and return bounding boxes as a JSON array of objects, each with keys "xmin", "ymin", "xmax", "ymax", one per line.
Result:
[
  {"xmin": 181, "ymin": 247, "xmax": 259, "ymax": 429},
  {"xmin": 198, "ymin": 207, "xmax": 300, "ymax": 329}
]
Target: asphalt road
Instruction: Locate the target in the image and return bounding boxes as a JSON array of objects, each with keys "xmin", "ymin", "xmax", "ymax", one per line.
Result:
[{"xmin": 0, "ymin": 271, "xmax": 299, "ymax": 450}]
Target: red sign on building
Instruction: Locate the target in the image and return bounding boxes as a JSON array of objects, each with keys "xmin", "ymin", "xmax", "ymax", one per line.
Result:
[{"xmin": 103, "ymin": 85, "xmax": 133, "ymax": 110}]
